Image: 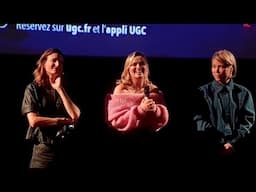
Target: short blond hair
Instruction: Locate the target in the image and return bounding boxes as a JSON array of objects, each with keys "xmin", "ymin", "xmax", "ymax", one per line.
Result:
[{"xmin": 212, "ymin": 49, "xmax": 237, "ymax": 78}]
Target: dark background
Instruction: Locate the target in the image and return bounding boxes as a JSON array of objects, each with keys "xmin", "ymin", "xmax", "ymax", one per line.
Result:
[
  {"xmin": 2, "ymin": 3, "xmax": 255, "ymax": 188},
  {"xmin": 3, "ymin": 54, "xmax": 256, "ymax": 182}
]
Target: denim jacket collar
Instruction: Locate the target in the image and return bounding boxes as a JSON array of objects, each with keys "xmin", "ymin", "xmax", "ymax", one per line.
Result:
[{"xmin": 212, "ymin": 79, "xmax": 234, "ymax": 93}]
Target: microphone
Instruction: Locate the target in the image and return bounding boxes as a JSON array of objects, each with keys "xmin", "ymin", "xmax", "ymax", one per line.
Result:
[{"xmin": 144, "ymin": 85, "xmax": 150, "ymax": 99}]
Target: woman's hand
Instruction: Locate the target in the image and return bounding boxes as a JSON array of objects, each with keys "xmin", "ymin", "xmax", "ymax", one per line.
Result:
[
  {"xmin": 140, "ymin": 97, "xmax": 157, "ymax": 112},
  {"xmin": 50, "ymin": 76, "xmax": 62, "ymax": 90}
]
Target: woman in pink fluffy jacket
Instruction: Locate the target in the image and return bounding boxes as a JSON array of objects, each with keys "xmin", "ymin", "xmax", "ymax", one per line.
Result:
[{"xmin": 105, "ymin": 51, "xmax": 169, "ymax": 134}]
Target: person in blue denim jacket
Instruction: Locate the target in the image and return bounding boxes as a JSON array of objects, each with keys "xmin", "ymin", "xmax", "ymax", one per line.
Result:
[{"xmin": 193, "ymin": 49, "xmax": 255, "ymax": 159}]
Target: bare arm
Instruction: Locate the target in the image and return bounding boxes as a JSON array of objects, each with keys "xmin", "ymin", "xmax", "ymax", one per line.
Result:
[
  {"xmin": 56, "ymin": 87, "xmax": 81, "ymax": 122},
  {"xmin": 27, "ymin": 112, "xmax": 73, "ymax": 128},
  {"xmin": 51, "ymin": 76, "xmax": 81, "ymax": 122}
]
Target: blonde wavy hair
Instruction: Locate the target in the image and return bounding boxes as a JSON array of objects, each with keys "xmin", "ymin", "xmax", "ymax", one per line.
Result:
[{"xmin": 116, "ymin": 51, "xmax": 152, "ymax": 87}]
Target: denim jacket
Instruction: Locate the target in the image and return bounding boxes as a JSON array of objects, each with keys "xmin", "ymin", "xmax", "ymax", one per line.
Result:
[{"xmin": 193, "ymin": 79, "xmax": 255, "ymax": 145}]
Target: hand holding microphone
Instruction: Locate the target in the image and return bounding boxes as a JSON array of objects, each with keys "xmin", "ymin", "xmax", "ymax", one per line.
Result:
[{"xmin": 140, "ymin": 86, "xmax": 157, "ymax": 112}]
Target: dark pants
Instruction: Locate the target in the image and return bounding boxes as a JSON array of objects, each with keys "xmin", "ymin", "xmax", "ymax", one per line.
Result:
[{"xmin": 29, "ymin": 143, "xmax": 57, "ymax": 169}]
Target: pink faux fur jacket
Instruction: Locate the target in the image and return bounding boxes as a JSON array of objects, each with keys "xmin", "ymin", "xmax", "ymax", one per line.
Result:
[{"xmin": 105, "ymin": 93, "xmax": 169, "ymax": 132}]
